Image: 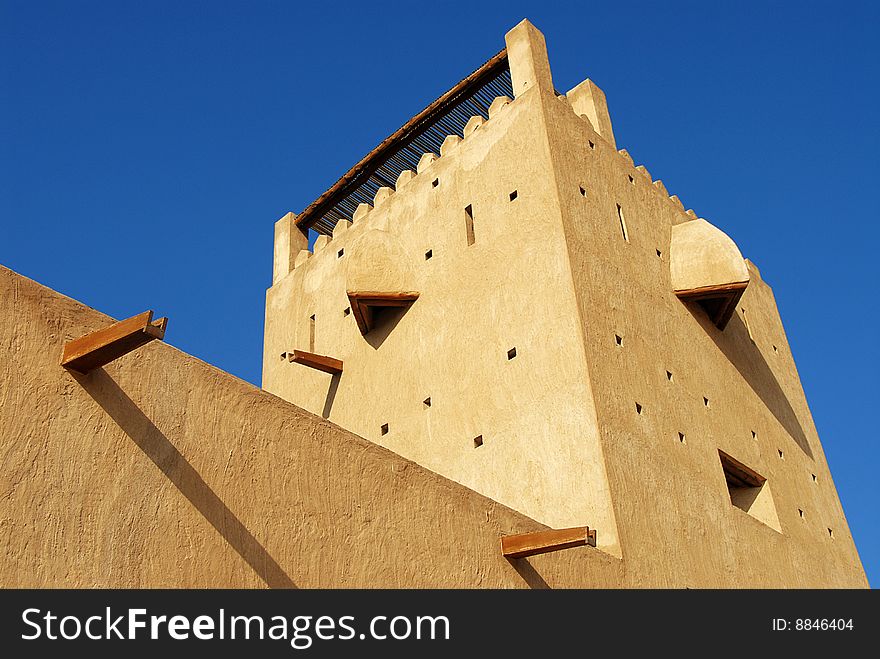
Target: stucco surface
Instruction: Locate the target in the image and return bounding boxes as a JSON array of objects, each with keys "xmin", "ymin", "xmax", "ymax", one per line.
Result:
[
  {"xmin": 0, "ymin": 264, "xmax": 630, "ymax": 588},
  {"xmin": 262, "ymin": 20, "xmax": 866, "ymax": 587}
]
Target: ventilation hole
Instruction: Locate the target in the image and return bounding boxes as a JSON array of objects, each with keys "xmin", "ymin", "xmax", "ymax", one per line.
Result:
[
  {"xmin": 678, "ymin": 432, "xmax": 686, "ymax": 443},
  {"xmin": 588, "ymin": 140, "xmax": 595, "ymax": 149},
  {"xmin": 828, "ymin": 527, "xmax": 834, "ymax": 538},
  {"xmin": 703, "ymin": 397, "xmax": 710, "ymax": 407},
  {"xmin": 616, "ymin": 203, "xmax": 629, "ymax": 242},
  {"xmin": 635, "ymin": 402, "xmax": 643, "ymax": 415},
  {"xmin": 380, "ymin": 423, "xmax": 389, "ymax": 436},
  {"xmin": 615, "ymin": 334, "xmax": 623, "ymax": 346},
  {"xmin": 432, "ymin": 178, "xmax": 439, "ymax": 188},
  {"xmin": 507, "ymin": 347, "xmax": 517, "ymax": 360},
  {"xmin": 798, "ymin": 508, "xmax": 805, "ymax": 519},
  {"xmin": 628, "ymin": 174, "xmax": 635, "ymax": 184},
  {"xmin": 509, "ymin": 190, "xmax": 518, "ymax": 201},
  {"xmin": 465, "ymin": 204, "xmax": 475, "ymax": 246},
  {"xmin": 280, "ymin": 352, "xmax": 287, "ymax": 360},
  {"xmin": 425, "ymin": 249, "xmax": 433, "ymax": 260},
  {"xmin": 337, "ymin": 248, "xmax": 344, "ymax": 258},
  {"xmin": 778, "ymin": 449, "xmax": 784, "ymax": 459},
  {"xmin": 473, "ymin": 435, "xmax": 483, "ymax": 448},
  {"xmin": 666, "ymin": 370, "xmax": 673, "ymax": 381},
  {"xmin": 812, "ymin": 473, "xmax": 817, "ymax": 483},
  {"xmin": 423, "ymin": 397, "xmax": 431, "ymax": 409},
  {"xmin": 656, "ymin": 249, "xmax": 662, "ymax": 258},
  {"xmin": 579, "ymin": 186, "xmax": 587, "ymax": 197},
  {"xmin": 343, "ymin": 307, "xmax": 351, "ymax": 317},
  {"xmin": 773, "ymin": 345, "xmax": 778, "ymax": 353},
  {"xmin": 751, "ymin": 430, "xmax": 757, "ymax": 440}
]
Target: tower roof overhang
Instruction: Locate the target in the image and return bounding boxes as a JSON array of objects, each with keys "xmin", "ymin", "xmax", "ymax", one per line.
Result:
[{"xmin": 294, "ymin": 49, "xmax": 513, "ymax": 236}]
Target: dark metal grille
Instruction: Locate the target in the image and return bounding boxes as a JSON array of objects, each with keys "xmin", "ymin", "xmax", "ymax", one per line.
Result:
[{"xmin": 296, "ymin": 51, "xmax": 513, "ymax": 236}]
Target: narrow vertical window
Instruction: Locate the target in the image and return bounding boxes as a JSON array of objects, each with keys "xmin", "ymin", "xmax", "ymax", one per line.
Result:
[
  {"xmin": 616, "ymin": 204, "xmax": 629, "ymax": 242},
  {"xmin": 309, "ymin": 314, "xmax": 316, "ymax": 353},
  {"xmin": 465, "ymin": 204, "xmax": 475, "ymax": 246}
]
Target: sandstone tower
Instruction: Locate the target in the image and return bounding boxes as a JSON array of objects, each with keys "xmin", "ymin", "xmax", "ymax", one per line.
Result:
[{"xmin": 262, "ymin": 20, "xmax": 865, "ymax": 586}]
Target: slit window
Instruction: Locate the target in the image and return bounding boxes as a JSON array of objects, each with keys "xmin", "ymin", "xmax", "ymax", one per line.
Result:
[
  {"xmin": 616, "ymin": 204, "xmax": 629, "ymax": 242},
  {"xmin": 465, "ymin": 204, "xmax": 475, "ymax": 246}
]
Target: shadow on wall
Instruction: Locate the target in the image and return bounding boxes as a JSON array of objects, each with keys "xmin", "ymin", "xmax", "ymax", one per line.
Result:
[
  {"xmin": 687, "ymin": 303, "xmax": 813, "ymax": 459},
  {"xmin": 364, "ymin": 306, "xmax": 410, "ymax": 350},
  {"xmin": 508, "ymin": 558, "xmax": 551, "ymax": 589},
  {"xmin": 77, "ymin": 368, "xmax": 297, "ymax": 588}
]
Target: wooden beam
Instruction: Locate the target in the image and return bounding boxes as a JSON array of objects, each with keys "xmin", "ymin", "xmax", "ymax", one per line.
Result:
[
  {"xmin": 347, "ymin": 291, "xmax": 419, "ymax": 335},
  {"xmin": 289, "ymin": 349, "xmax": 343, "ymax": 375},
  {"xmin": 675, "ymin": 281, "xmax": 748, "ymax": 330},
  {"xmin": 501, "ymin": 526, "xmax": 596, "ymax": 559},
  {"xmin": 61, "ymin": 311, "xmax": 167, "ymax": 375}
]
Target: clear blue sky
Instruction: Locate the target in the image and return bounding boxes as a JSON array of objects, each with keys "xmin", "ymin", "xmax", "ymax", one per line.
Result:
[{"xmin": 2, "ymin": 1, "xmax": 877, "ymax": 586}]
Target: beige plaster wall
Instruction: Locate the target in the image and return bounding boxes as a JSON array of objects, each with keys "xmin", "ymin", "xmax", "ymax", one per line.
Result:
[
  {"xmin": 0, "ymin": 265, "xmax": 624, "ymax": 588},
  {"xmin": 263, "ymin": 84, "xmax": 619, "ymax": 551},
  {"xmin": 541, "ymin": 82, "xmax": 866, "ymax": 586}
]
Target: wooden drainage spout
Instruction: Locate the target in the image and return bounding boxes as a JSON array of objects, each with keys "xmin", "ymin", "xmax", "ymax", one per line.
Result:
[
  {"xmin": 501, "ymin": 526, "xmax": 596, "ymax": 559},
  {"xmin": 61, "ymin": 310, "xmax": 168, "ymax": 375},
  {"xmin": 287, "ymin": 349, "xmax": 343, "ymax": 375}
]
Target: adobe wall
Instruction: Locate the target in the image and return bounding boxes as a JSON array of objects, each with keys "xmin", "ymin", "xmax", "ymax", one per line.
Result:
[
  {"xmin": 540, "ymin": 82, "xmax": 867, "ymax": 586},
  {"xmin": 0, "ymin": 264, "xmax": 624, "ymax": 587},
  {"xmin": 263, "ymin": 79, "xmax": 619, "ymax": 549}
]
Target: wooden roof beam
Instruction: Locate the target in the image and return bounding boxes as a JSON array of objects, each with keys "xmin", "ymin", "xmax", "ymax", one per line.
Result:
[
  {"xmin": 61, "ymin": 310, "xmax": 167, "ymax": 375},
  {"xmin": 501, "ymin": 526, "xmax": 596, "ymax": 559},
  {"xmin": 288, "ymin": 349, "xmax": 343, "ymax": 375}
]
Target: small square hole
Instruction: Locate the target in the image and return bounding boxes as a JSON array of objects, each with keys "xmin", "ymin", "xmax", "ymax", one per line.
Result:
[
  {"xmin": 425, "ymin": 249, "xmax": 433, "ymax": 260},
  {"xmin": 628, "ymin": 174, "xmax": 635, "ymax": 184},
  {"xmin": 656, "ymin": 249, "xmax": 662, "ymax": 258},
  {"xmin": 337, "ymin": 248, "xmax": 344, "ymax": 258},
  {"xmin": 828, "ymin": 527, "xmax": 834, "ymax": 538},
  {"xmin": 778, "ymin": 449, "xmax": 784, "ymax": 459},
  {"xmin": 666, "ymin": 370, "xmax": 673, "ymax": 381},
  {"xmin": 703, "ymin": 397, "xmax": 710, "ymax": 407},
  {"xmin": 343, "ymin": 307, "xmax": 351, "ymax": 317},
  {"xmin": 678, "ymin": 432, "xmax": 686, "ymax": 443},
  {"xmin": 473, "ymin": 435, "xmax": 483, "ymax": 448},
  {"xmin": 579, "ymin": 186, "xmax": 587, "ymax": 197},
  {"xmin": 432, "ymin": 178, "xmax": 439, "ymax": 188},
  {"xmin": 280, "ymin": 352, "xmax": 287, "ymax": 360},
  {"xmin": 380, "ymin": 423, "xmax": 389, "ymax": 436},
  {"xmin": 423, "ymin": 397, "xmax": 431, "ymax": 409},
  {"xmin": 812, "ymin": 473, "xmax": 817, "ymax": 483},
  {"xmin": 798, "ymin": 508, "xmax": 805, "ymax": 519},
  {"xmin": 773, "ymin": 345, "xmax": 778, "ymax": 353},
  {"xmin": 509, "ymin": 190, "xmax": 518, "ymax": 201},
  {"xmin": 635, "ymin": 402, "xmax": 643, "ymax": 415},
  {"xmin": 751, "ymin": 430, "xmax": 757, "ymax": 440},
  {"xmin": 615, "ymin": 334, "xmax": 623, "ymax": 346},
  {"xmin": 588, "ymin": 140, "xmax": 595, "ymax": 149},
  {"xmin": 507, "ymin": 347, "xmax": 517, "ymax": 360}
]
